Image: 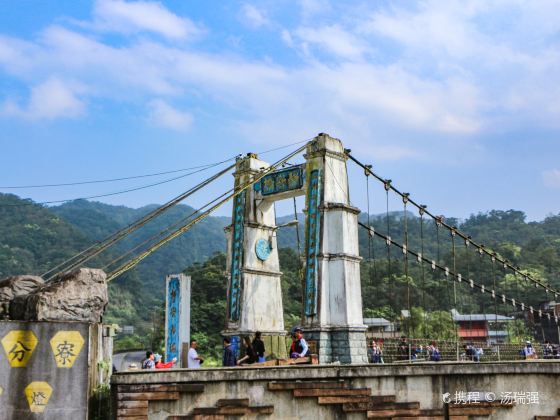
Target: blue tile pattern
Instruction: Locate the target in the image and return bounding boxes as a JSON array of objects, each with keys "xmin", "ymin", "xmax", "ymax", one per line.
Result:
[
  {"xmin": 166, "ymin": 276, "xmax": 180, "ymax": 362},
  {"xmin": 304, "ymin": 169, "xmax": 321, "ymax": 316},
  {"xmin": 254, "ymin": 165, "xmax": 304, "ymax": 196},
  {"xmin": 228, "ymin": 191, "xmax": 246, "ymax": 321}
]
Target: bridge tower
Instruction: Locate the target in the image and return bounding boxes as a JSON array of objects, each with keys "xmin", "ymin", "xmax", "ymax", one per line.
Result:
[
  {"xmin": 301, "ymin": 134, "xmax": 367, "ymax": 363},
  {"xmin": 223, "ymin": 134, "xmax": 367, "ymax": 363},
  {"xmin": 222, "ymin": 153, "xmax": 287, "ymax": 353}
]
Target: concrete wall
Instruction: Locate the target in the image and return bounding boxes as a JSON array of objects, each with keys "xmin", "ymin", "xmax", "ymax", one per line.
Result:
[
  {"xmin": 112, "ymin": 361, "xmax": 560, "ymax": 419},
  {"xmin": 0, "ymin": 320, "xmax": 97, "ymax": 420}
]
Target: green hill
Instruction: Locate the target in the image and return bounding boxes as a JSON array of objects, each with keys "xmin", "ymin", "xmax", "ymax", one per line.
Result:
[{"xmin": 1, "ymin": 193, "xmax": 559, "ymax": 353}]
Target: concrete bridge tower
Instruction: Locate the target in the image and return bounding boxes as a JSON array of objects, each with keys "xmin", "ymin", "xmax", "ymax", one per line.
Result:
[
  {"xmin": 222, "ymin": 153, "xmax": 286, "ymax": 353},
  {"xmin": 301, "ymin": 134, "xmax": 367, "ymax": 363},
  {"xmin": 223, "ymin": 134, "xmax": 367, "ymax": 363}
]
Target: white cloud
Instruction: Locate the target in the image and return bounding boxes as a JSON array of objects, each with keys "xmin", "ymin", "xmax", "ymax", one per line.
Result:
[
  {"xmin": 2, "ymin": 78, "xmax": 85, "ymax": 120},
  {"xmin": 543, "ymin": 169, "xmax": 560, "ymax": 189},
  {"xmin": 280, "ymin": 29, "xmax": 293, "ymax": 47},
  {"xmin": 240, "ymin": 4, "xmax": 268, "ymax": 28},
  {"xmin": 298, "ymin": 0, "xmax": 332, "ymax": 20},
  {"xmin": 93, "ymin": 0, "xmax": 201, "ymax": 40},
  {"xmin": 294, "ymin": 25, "xmax": 369, "ymax": 60},
  {"xmin": 148, "ymin": 99, "xmax": 192, "ymax": 130},
  {"xmin": 0, "ymin": 0, "xmax": 558, "ymax": 159}
]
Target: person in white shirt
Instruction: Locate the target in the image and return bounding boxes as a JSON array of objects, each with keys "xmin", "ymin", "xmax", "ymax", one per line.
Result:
[{"xmin": 187, "ymin": 340, "xmax": 204, "ymax": 368}]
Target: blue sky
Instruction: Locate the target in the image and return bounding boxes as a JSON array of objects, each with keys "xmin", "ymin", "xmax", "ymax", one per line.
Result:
[{"xmin": 0, "ymin": 0, "xmax": 559, "ymax": 221}]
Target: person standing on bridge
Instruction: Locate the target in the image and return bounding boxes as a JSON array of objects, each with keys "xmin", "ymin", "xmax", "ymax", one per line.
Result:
[
  {"xmin": 187, "ymin": 340, "xmax": 204, "ymax": 368},
  {"xmin": 290, "ymin": 327, "xmax": 309, "ymax": 358},
  {"xmin": 222, "ymin": 337, "xmax": 237, "ymax": 367},
  {"xmin": 252, "ymin": 331, "xmax": 266, "ymax": 363},
  {"xmin": 237, "ymin": 336, "xmax": 257, "ymax": 365},
  {"xmin": 397, "ymin": 336, "xmax": 410, "ymax": 361},
  {"xmin": 523, "ymin": 341, "xmax": 537, "ymax": 360},
  {"xmin": 367, "ymin": 340, "xmax": 383, "ymax": 363},
  {"xmin": 427, "ymin": 341, "xmax": 441, "ymax": 362},
  {"xmin": 142, "ymin": 351, "xmax": 155, "ymax": 369}
]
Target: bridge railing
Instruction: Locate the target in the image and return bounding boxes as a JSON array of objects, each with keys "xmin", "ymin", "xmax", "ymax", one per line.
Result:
[{"xmin": 367, "ymin": 338, "xmax": 543, "ymax": 363}]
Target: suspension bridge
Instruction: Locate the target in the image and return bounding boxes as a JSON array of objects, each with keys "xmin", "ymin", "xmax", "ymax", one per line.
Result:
[
  {"xmin": 3, "ymin": 133, "xmax": 560, "ymax": 420},
  {"xmin": 41, "ymin": 133, "xmax": 559, "ymax": 352}
]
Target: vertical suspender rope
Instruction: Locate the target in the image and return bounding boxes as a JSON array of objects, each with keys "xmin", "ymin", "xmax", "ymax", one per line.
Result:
[
  {"xmin": 466, "ymin": 237, "xmax": 473, "ymax": 342},
  {"xmin": 366, "ymin": 167, "xmax": 372, "ymax": 261},
  {"xmin": 451, "ymin": 227, "xmax": 459, "ymax": 359},
  {"xmin": 403, "ymin": 194, "xmax": 411, "ymax": 338},
  {"xmin": 292, "ymin": 196, "xmax": 303, "ymax": 276},
  {"xmin": 479, "ymin": 246, "xmax": 486, "ymax": 336},
  {"xmin": 293, "ymin": 197, "xmax": 302, "ymax": 258},
  {"xmin": 451, "ymin": 228, "xmax": 457, "ymax": 308},
  {"xmin": 436, "ymin": 217, "xmax": 450, "ymax": 311},
  {"xmin": 365, "ymin": 166, "xmax": 378, "ymax": 300},
  {"xmin": 491, "ymin": 254, "xmax": 500, "ymax": 360},
  {"xmin": 419, "ymin": 206, "xmax": 427, "ymax": 339},
  {"xmin": 384, "ymin": 180, "xmax": 393, "ymax": 316},
  {"xmin": 492, "ymin": 254, "xmax": 499, "ymax": 324}
]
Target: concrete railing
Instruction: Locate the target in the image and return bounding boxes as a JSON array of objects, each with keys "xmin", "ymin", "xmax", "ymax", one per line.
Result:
[{"xmin": 111, "ymin": 361, "xmax": 560, "ymax": 420}]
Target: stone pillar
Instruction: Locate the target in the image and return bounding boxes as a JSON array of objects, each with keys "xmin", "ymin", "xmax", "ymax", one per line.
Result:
[
  {"xmin": 165, "ymin": 274, "xmax": 191, "ymax": 367},
  {"xmin": 301, "ymin": 134, "xmax": 367, "ymax": 363},
  {"xmin": 223, "ymin": 154, "xmax": 286, "ymax": 352}
]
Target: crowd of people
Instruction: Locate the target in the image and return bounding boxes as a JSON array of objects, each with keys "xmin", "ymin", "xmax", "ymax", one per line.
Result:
[
  {"xmin": 366, "ymin": 336, "xmax": 559, "ymax": 363},
  {"xmin": 140, "ymin": 330, "xmax": 559, "ymax": 368},
  {"xmin": 141, "ymin": 327, "xmax": 309, "ymax": 369}
]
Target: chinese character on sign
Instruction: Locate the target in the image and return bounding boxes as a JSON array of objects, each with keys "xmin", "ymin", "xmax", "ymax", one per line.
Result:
[
  {"xmin": 1, "ymin": 330, "xmax": 38, "ymax": 367},
  {"xmin": 54, "ymin": 341, "xmax": 76, "ymax": 366},
  {"xmin": 49, "ymin": 331, "xmax": 84, "ymax": 368},
  {"xmin": 9, "ymin": 341, "xmax": 31, "ymax": 362},
  {"xmin": 31, "ymin": 391, "xmax": 47, "ymax": 406},
  {"xmin": 24, "ymin": 382, "xmax": 53, "ymax": 413}
]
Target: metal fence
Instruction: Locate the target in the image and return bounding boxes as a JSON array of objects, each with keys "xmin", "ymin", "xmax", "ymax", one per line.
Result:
[{"xmin": 367, "ymin": 337, "xmax": 547, "ymax": 363}]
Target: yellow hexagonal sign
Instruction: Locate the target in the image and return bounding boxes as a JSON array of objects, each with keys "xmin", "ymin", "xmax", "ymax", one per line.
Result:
[
  {"xmin": 50, "ymin": 331, "xmax": 84, "ymax": 368},
  {"xmin": 24, "ymin": 381, "xmax": 53, "ymax": 413},
  {"xmin": 1, "ymin": 330, "xmax": 38, "ymax": 367}
]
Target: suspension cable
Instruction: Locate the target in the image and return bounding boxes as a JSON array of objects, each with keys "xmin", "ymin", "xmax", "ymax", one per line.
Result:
[
  {"xmin": 101, "ymin": 190, "xmax": 231, "ymax": 271},
  {"xmin": 346, "ymin": 152, "xmax": 559, "ymax": 296},
  {"xmin": 43, "ymin": 162, "xmax": 236, "ymax": 280},
  {"xmin": 357, "ymin": 222, "xmax": 556, "ymax": 325},
  {"xmin": 106, "ymin": 143, "xmax": 308, "ymax": 282}
]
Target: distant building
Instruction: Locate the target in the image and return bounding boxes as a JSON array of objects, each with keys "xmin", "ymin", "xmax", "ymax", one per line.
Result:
[
  {"xmin": 122, "ymin": 325, "xmax": 135, "ymax": 335},
  {"xmin": 451, "ymin": 309, "xmax": 514, "ymax": 344},
  {"xmin": 364, "ymin": 317, "xmax": 398, "ymax": 339}
]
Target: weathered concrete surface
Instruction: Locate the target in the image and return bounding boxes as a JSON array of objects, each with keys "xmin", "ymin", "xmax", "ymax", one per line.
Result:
[
  {"xmin": 9, "ymin": 268, "xmax": 108, "ymax": 323},
  {"xmin": 0, "ymin": 320, "xmax": 94, "ymax": 420},
  {"xmin": 0, "ymin": 275, "xmax": 44, "ymax": 320},
  {"xmin": 112, "ymin": 361, "xmax": 560, "ymax": 420},
  {"xmin": 302, "ymin": 134, "xmax": 368, "ymax": 363},
  {"xmin": 224, "ymin": 154, "xmax": 287, "ymax": 336}
]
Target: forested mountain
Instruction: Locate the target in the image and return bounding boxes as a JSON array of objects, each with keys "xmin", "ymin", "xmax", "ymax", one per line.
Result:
[{"xmin": 1, "ymin": 193, "xmax": 559, "ymax": 355}]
